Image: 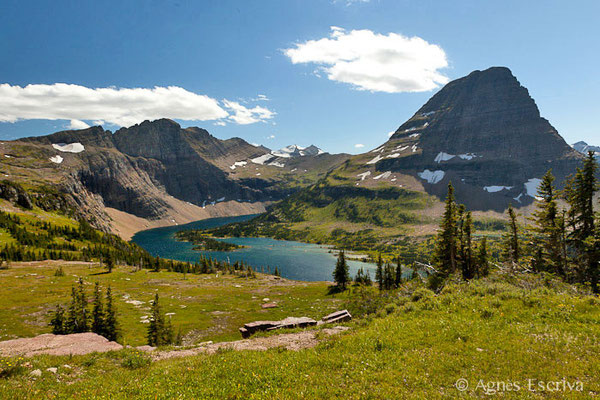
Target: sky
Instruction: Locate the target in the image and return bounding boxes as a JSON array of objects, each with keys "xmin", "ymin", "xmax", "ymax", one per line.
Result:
[{"xmin": 1, "ymin": 0, "xmax": 599, "ymax": 154}]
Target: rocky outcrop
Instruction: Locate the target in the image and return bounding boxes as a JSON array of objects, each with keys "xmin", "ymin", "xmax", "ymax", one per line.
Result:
[
  {"xmin": 0, "ymin": 333, "xmax": 123, "ymax": 357},
  {"xmin": 239, "ymin": 317, "xmax": 318, "ymax": 338}
]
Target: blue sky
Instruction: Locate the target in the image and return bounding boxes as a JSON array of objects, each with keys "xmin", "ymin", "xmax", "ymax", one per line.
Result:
[{"xmin": 1, "ymin": 0, "xmax": 598, "ymax": 153}]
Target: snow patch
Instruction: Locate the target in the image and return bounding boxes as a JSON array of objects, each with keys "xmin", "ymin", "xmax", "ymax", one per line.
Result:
[
  {"xmin": 229, "ymin": 161, "xmax": 247, "ymax": 170},
  {"xmin": 52, "ymin": 143, "xmax": 85, "ymax": 153},
  {"xmin": 370, "ymin": 146, "xmax": 385, "ymax": 153},
  {"xmin": 356, "ymin": 171, "xmax": 371, "ymax": 181},
  {"xmin": 484, "ymin": 186, "xmax": 513, "ymax": 193},
  {"xmin": 525, "ymin": 178, "xmax": 542, "ymax": 198},
  {"xmin": 366, "ymin": 155, "xmax": 383, "ymax": 165},
  {"xmin": 513, "ymin": 193, "xmax": 523, "ymax": 203},
  {"xmin": 418, "ymin": 169, "xmax": 445, "ymax": 184},
  {"xmin": 49, "ymin": 155, "xmax": 63, "ymax": 164},
  {"xmin": 386, "ymin": 153, "xmax": 401, "ymax": 158},
  {"xmin": 421, "ymin": 111, "xmax": 436, "ymax": 117},
  {"xmin": 373, "ymin": 171, "xmax": 391, "ymax": 180},
  {"xmin": 269, "ymin": 161, "xmax": 285, "ymax": 168},
  {"xmin": 411, "ymin": 145, "xmax": 418, "ymax": 152},
  {"xmin": 395, "ymin": 145, "xmax": 409, "ymax": 152},
  {"xmin": 458, "ymin": 153, "xmax": 478, "ymax": 160},
  {"xmin": 434, "ymin": 152, "xmax": 455, "ymax": 163},
  {"xmin": 251, "ymin": 154, "xmax": 275, "ymax": 165},
  {"xmin": 409, "ymin": 133, "xmax": 420, "ymax": 138}
]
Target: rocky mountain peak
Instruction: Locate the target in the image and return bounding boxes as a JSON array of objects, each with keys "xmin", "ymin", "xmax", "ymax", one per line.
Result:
[{"xmin": 375, "ymin": 66, "xmax": 583, "ymax": 209}]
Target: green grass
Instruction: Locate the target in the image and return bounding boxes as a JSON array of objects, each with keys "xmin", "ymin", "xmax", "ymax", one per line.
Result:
[
  {"xmin": 0, "ymin": 262, "xmax": 341, "ymax": 345},
  {"xmin": 1, "ymin": 273, "xmax": 599, "ymax": 398}
]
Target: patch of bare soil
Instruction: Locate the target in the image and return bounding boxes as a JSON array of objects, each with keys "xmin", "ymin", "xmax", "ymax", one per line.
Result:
[
  {"xmin": 0, "ymin": 333, "xmax": 123, "ymax": 357},
  {"xmin": 151, "ymin": 326, "xmax": 349, "ymax": 361}
]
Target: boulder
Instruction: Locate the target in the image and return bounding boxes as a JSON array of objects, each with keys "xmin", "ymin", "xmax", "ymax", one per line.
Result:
[
  {"xmin": 261, "ymin": 302, "xmax": 278, "ymax": 309},
  {"xmin": 240, "ymin": 317, "xmax": 317, "ymax": 337},
  {"xmin": 321, "ymin": 310, "xmax": 352, "ymax": 324}
]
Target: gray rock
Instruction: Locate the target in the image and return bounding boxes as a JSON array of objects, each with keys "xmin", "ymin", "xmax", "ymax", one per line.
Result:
[
  {"xmin": 46, "ymin": 367, "xmax": 57, "ymax": 374},
  {"xmin": 240, "ymin": 317, "xmax": 317, "ymax": 337},
  {"xmin": 30, "ymin": 369, "xmax": 42, "ymax": 377},
  {"xmin": 321, "ymin": 309, "xmax": 352, "ymax": 324}
]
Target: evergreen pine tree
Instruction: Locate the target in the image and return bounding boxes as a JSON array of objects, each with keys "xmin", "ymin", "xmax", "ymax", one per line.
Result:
[
  {"xmin": 76, "ymin": 278, "xmax": 89, "ymax": 332},
  {"xmin": 65, "ymin": 286, "xmax": 78, "ymax": 334},
  {"xmin": 104, "ymin": 286, "xmax": 119, "ymax": 342},
  {"xmin": 503, "ymin": 205, "xmax": 521, "ymax": 264},
  {"xmin": 375, "ymin": 254, "xmax": 384, "ymax": 291},
  {"xmin": 476, "ymin": 238, "xmax": 489, "ymax": 277},
  {"xmin": 433, "ymin": 183, "xmax": 458, "ymax": 279},
  {"xmin": 148, "ymin": 293, "xmax": 171, "ymax": 346},
  {"xmin": 394, "ymin": 257, "xmax": 402, "ymax": 287},
  {"xmin": 531, "ymin": 170, "xmax": 566, "ymax": 276},
  {"xmin": 459, "ymin": 211, "xmax": 474, "ymax": 280},
  {"xmin": 333, "ymin": 251, "xmax": 350, "ymax": 290},
  {"xmin": 91, "ymin": 282, "xmax": 105, "ymax": 336},
  {"xmin": 50, "ymin": 305, "xmax": 65, "ymax": 334},
  {"xmin": 565, "ymin": 152, "xmax": 599, "ymax": 290},
  {"xmin": 105, "ymin": 253, "xmax": 114, "ymax": 273}
]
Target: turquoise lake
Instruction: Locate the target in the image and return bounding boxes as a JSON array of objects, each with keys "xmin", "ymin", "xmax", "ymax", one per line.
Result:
[{"xmin": 131, "ymin": 214, "xmax": 377, "ymax": 282}]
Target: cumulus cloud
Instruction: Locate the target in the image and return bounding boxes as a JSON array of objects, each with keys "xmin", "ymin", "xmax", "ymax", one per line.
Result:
[
  {"xmin": 284, "ymin": 27, "xmax": 449, "ymax": 93},
  {"xmin": 354, "ymin": 143, "xmax": 365, "ymax": 148},
  {"xmin": 267, "ymin": 135, "xmax": 275, "ymax": 139},
  {"xmin": 67, "ymin": 119, "xmax": 90, "ymax": 130},
  {"xmin": 0, "ymin": 83, "xmax": 274, "ymax": 127},
  {"xmin": 223, "ymin": 100, "xmax": 276, "ymax": 125}
]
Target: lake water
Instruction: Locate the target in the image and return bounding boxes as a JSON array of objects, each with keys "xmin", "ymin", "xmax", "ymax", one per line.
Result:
[{"xmin": 131, "ymin": 214, "xmax": 377, "ymax": 282}]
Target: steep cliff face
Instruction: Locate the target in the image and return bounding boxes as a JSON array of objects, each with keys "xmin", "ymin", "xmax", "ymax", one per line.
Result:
[
  {"xmin": 373, "ymin": 67, "xmax": 583, "ymax": 208},
  {"xmin": 4, "ymin": 119, "xmax": 348, "ymax": 234}
]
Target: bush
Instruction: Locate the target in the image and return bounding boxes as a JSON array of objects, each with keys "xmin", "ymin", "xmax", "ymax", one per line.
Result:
[
  {"xmin": 120, "ymin": 350, "xmax": 151, "ymax": 370},
  {"xmin": 0, "ymin": 357, "xmax": 26, "ymax": 378},
  {"xmin": 411, "ymin": 288, "xmax": 435, "ymax": 302}
]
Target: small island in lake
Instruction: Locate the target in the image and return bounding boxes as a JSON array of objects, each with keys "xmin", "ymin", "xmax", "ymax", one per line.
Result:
[{"xmin": 175, "ymin": 230, "xmax": 246, "ymax": 251}]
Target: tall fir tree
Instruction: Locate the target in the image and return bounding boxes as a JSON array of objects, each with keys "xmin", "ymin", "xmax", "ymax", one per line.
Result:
[
  {"xmin": 91, "ymin": 282, "xmax": 105, "ymax": 336},
  {"xmin": 375, "ymin": 254, "xmax": 384, "ymax": 291},
  {"xmin": 50, "ymin": 305, "xmax": 65, "ymax": 334},
  {"xmin": 76, "ymin": 278, "xmax": 89, "ymax": 332},
  {"xmin": 531, "ymin": 170, "xmax": 566, "ymax": 276},
  {"xmin": 565, "ymin": 151, "xmax": 599, "ymax": 290},
  {"xmin": 333, "ymin": 251, "xmax": 350, "ymax": 290},
  {"xmin": 394, "ymin": 257, "xmax": 403, "ymax": 287},
  {"xmin": 476, "ymin": 238, "xmax": 489, "ymax": 277},
  {"xmin": 503, "ymin": 205, "xmax": 521, "ymax": 264},
  {"xmin": 147, "ymin": 293, "xmax": 172, "ymax": 346},
  {"xmin": 433, "ymin": 183, "xmax": 458, "ymax": 278},
  {"xmin": 459, "ymin": 211, "xmax": 474, "ymax": 280},
  {"xmin": 104, "ymin": 286, "xmax": 119, "ymax": 342}
]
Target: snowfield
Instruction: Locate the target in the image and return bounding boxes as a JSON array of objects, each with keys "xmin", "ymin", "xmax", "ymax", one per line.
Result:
[
  {"xmin": 418, "ymin": 169, "xmax": 445, "ymax": 184},
  {"xmin": 49, "ymin": 155, "xmax": 63, "ymax": 164},
  {"xmin": 52, "ymin": 143, "xmax": 85, "ymax": 153}
]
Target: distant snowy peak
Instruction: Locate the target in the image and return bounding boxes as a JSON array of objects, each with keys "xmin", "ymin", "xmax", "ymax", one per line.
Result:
[
  {"xmin": 271, "ymin": 144, "xmax": 325, "ymax": 158},
  {"xmin": 572, "ymin": 141, "xmax": 600, "ymax": 157}
]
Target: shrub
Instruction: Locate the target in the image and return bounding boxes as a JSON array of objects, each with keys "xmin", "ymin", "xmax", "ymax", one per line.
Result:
[
  {"xmin": 120, "ymin": 350, "xmax": 151, "ymax": 370},
  {"xmin": 411, "ymin": 288, "xmax": 435, "ymax": 302},
  {"xmin": 0, "ymin": 357, "xmax": 26, "ymax": 378}
]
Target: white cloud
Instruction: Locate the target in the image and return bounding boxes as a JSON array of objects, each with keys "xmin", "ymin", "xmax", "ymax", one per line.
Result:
[
  {"xmin": 92, "ymin": 120, "xmax": 105, "ymax": 126},
  {"xmin": 267, "ymin": 135, "xmax": 275, "ymax": 139},
  {"xmin": 284, "ymin": 27, "xmax": 449, "ymax": 93},
  {"xmin": 67, "ymin": 119, "xmax": 90, "ymax": 130},
  {"xmin": 333, "ymin": 0, "xmax": 370, "ymax": 5},
  {"xmin": 223, "ymin": 100, "xmax": 276, "ymax": 125},
  {"xmin": 254, "ymin": 94, "xmax": 269, "ymax": 101},
  {"xmin": 0, "ymin": 83, "xmax": 257, "ymax": 127},
  {"xmin": 354, "ymin": 143, "xmax": 365, "ymax": 148},
  {"xmin": 213, "ymin": 121, "xmax": 226, "ymax": 126}
]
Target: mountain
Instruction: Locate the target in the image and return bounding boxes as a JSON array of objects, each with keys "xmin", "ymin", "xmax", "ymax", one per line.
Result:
[
  {"xmin": 0, "ymin": 119, "xmax": 349, "ymax": 238},
  {"xmin": 572, "ymin": 141, "xmax": 600, "ymax": 158},
  {"xmin": 208, "ymin": 67, "xmax": 584, "ymax": 252},
  {"xmin": 349, "ymin": 67, "xmax": 583, "ymax": 209}
]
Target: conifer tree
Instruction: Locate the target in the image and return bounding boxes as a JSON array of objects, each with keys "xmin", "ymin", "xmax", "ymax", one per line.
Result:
[
  {"xmin": 531, "ymin": 170, "xmax": 566, "ymax": 276},
  {"xmin": 76, "ymin": 278, "xmax": 89, "ymax": 332},
  {"xmin": 105, "ymin": 253, "xmax": 114, "ymax": 273},
  {"xmin": 375, "ymin": 254, "xmax": 384, "ymax": 290},
  {"xmin": 333, "ymin": 251, "xmax": 350, "ymax": 290},
  {"xmin": 394, "ymin": 257, "xmax": 403, "ymax": 287},
  {"xmin": 148, "ymin": 293, "xmax": 172, "ymax": 346},
  {"xmin": 476, "ymin": 238, "xmax": 489, "ymax": 277},
  {"xmin": 459, "ymin": 211, "xmax": 474, "ymax": 280},
  {"xmin": 433, "ymin": 183, "xmax": 458, "ymax": 278},
  {"xmin": 503, "ymin": 205, "xmax": 521, "ymax": 264},
  {"xmin": 382, "ymin": 263, "xmax": 395, "ymax": 290},
  {"xmin": 104, "ymin": 286, "xmax": 119, "ymax": 342},
  {"xmin": 565, "ymin": 152, "xmax": 599, "ymax": 290},
  {"xmin": 65, "ymin": 286, "xmax": 78, "ymax": 334},
  {"xmin": 91, "ymin": 282, "xmax": 105, "ymax": 336},
  {"xmin": 50, "ymin": 305, "xmax": 65, "ymax": 334}
]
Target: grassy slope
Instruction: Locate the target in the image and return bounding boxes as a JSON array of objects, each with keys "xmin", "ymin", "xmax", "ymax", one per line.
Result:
[
  {"xmin": 1, "ymin": 274, "xmax": 599, "ymax": 398},
  {"xmin": 0, "ymin": 262, "xmax": 340, "ymax": 346}
]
